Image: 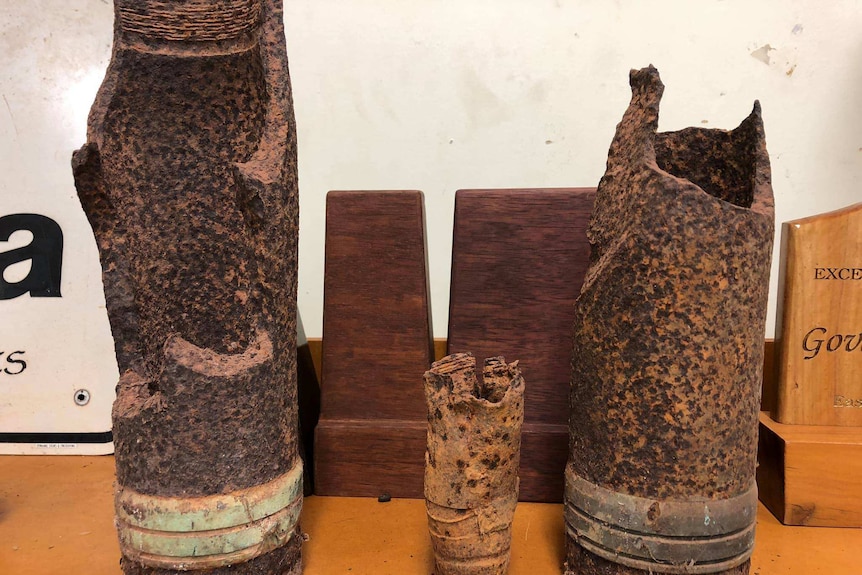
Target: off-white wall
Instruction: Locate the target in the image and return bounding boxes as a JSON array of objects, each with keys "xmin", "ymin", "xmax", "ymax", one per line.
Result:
[
  {"xmin": 1, "ymin": 2, "xmax": 116, "ymax": 448},
  {"xmin": 2, "ymin": 1, "xmax": 861, "ymax": 354},
  {"xmin": 285, "ymin": 0, "xmax": 862, "ymax": 339}
]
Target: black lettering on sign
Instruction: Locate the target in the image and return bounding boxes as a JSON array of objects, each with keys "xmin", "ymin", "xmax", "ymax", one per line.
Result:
[
  {"xmin": 802, "ymin": 327, "xmax": 862, "ymax": 360},
  {"xmin": 802, "ymin": 327, "xmax": 827, "ymax": 359},
  {"xmin": 0, "ymin": 351, "xmax": 27, "ymax": 375},
  {"xmin": 813, "ymin": 267, "xmax": 862, "ymax": 280},
  {"xmin": 0, "ymin": 214, "xmax": 63, "ymax": 299}
]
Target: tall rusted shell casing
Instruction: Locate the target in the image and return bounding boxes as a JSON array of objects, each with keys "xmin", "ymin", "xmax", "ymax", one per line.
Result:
[
  {"xmin": 565, "ymin": 66, "xmax": 774, "ymax": 575},
  {"xmin": 425, "ymin": 353, "xmax": 525, "ymax": 575},
  {"xmin": 72, "ymin": 1, "xmax": 302, "ymax": 573}
]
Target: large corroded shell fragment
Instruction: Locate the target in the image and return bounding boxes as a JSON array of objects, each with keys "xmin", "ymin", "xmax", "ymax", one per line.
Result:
[
  {"xmin": 73, "ymin": 1, "xmax": 303, "ymax": 573},
  {"xmin": 565, "ymin": 66, "xmax": 774, "ymax": 575}
]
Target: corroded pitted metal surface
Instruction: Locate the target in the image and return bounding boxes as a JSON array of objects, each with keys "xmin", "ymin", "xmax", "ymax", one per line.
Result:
[
  {"xmin": 116, "ymin": 0, "xmax": 262, "ymax": 43},
  {"xmin": 565, "ymin": 66, "xmax": 774, "ymax": 575},
  {"xmin": 72, "ymin": 1, "xmax": 301, "ymax": 573},
  {"xmin": 425, "ymin": 353, "xmax": 525, "ymax": 575}
]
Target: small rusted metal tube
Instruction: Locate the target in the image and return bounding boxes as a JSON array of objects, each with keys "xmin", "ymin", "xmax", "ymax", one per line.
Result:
[
  {"xmin": 565, "ymin": 66, "xmax": 774, "ymax": 575},
  {"xmin": 424, "ymin": 353, "xmax": 525, "ymax": 575}
]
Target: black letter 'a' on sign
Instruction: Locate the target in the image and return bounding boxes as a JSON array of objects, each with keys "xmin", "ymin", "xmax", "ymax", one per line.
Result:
[{"xmin": 0, "ymin": 214, "xmax": 63, "ymax": 299}]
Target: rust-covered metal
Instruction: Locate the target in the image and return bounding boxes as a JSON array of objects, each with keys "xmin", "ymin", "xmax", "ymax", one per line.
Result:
[
  {"xmin": 72, "ymin": 1, "xmax": 302, "ymax": 573},
  {"xmin": 424, "ymin": 353, "xmax": 525, "ymax": 575},
  {"xmin": 565, "ymin": 66, "xmax": 774, "ymax": 575}
]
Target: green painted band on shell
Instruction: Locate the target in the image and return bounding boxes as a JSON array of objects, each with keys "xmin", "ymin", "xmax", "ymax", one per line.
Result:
[{"xmin": 115, "ymin": 462, "xmax": 302, "ymax": 568}]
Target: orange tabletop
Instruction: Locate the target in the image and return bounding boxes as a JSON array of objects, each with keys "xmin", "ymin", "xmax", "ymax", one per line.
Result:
[{"xmin": 1, "ymin": 456, "xmax": 860, "ymax": 574}]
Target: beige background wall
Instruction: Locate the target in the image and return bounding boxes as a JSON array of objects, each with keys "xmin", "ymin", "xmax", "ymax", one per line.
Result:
[{"xmin": 1, "ymin": 1, "xmax": 860, "ymax": 441}]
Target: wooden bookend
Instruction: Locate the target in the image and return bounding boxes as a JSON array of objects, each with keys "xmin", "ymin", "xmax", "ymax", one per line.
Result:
[
  {"xmin": 757, "ymin": 411, "xmax": 862, "ymax": 527},
  {"xmin": 775, "ymin": 203, "xmax": 862, "ymax": 426},
  {"xmin": 447, "ymin": 188, "xmax": 594, "ymax": 502},
  {"xmin": 315, "ymin": 191, "xmax": 434, "ymax": 498},
  {"xmin": 297, "ymin": 315, "xmax": 320, "ymax": 497}
]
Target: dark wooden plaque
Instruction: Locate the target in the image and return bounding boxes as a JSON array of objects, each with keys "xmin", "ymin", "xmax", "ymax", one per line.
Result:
[
  {"xmin": 447, "ymin": 188, "xmax": 595, "ymax": 502},
  {"xmin": 315, "ymin": 190, "xmax": 434, "ymax": 498}
]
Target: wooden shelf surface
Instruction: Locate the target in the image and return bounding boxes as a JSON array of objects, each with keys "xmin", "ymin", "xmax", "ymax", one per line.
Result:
[{"xmin": 1, "ymin": 455, "xmax": 860, "ymax": 574}]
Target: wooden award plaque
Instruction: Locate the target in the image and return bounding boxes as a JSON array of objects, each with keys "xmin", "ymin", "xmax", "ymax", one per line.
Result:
[
  {"xmin": 759, "ymin": 203, "xmax": 862, "ymax": 527},
  {"xmin": 447, "ymin": 188, "xmax": 595, "ymax": 502},
  {"xmin": 758, "ymin": 412, "xmax": 862, "ymax": 527},
  {"xmin": 315, "ymin": 191, "xmax": 434, "ymax": 498},
  {"xmin": 775, "ymin": 203, "xmax": 862, "ymax": 426}
]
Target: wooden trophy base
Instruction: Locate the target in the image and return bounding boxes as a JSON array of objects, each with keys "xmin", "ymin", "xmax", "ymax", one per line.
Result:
[
  {"xmin": 314, "ymin": 420, "xmax": 426, "ymax": 499},
  {"xmin": 447, "ymin": 188, "xmax": 594, "ymax": 502},
  {"xmin": 314, "ymin": 191, "xmax": 434, "ymax": 499},
  {"xmin": 757, "ymin": 411, "xmax": 862, "ymax": 527},
  {"xmin": 313, "ymin": 406, "xmax": 569, "ymax": 502},
  {"xmin": 518, "ymin": 423, "xmax": 569, "ymax": 502}
]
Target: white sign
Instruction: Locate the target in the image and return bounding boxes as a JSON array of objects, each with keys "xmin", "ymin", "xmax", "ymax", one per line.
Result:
[
  {"xmin": 0, "ymin": 211, "xmax": 117, "ymax": 455},
  {"xmin": 0, "ymin": 0, "xmax": 117, "ymax": 454}
]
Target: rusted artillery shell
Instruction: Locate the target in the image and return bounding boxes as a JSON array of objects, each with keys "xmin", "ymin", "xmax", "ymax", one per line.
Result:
[
  {"xmin": 72, "ymin": 1, "xmax": 302, "ymax": 573},
  {"xmin": 565, "ymin": 66, "xmax": 774, "ymax": 575},
  {"xmin": 425, "ymin": 353, "xmax": 525, "ymax": 575}
]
